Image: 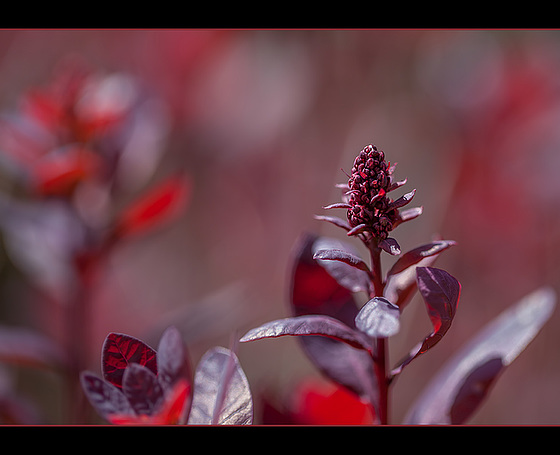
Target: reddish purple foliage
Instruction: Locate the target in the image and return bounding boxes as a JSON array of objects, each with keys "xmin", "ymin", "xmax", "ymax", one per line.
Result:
[
  {"xmin": 102, "ymin": 333, "xmax": 158, "ymax": 389},
  {"xmin": 241, "ymin": 143, "xmax": 556, "ymax": 425},
  {"xmin": 81, "ymin": 326, "xmax": 253, "ymax": 425}
]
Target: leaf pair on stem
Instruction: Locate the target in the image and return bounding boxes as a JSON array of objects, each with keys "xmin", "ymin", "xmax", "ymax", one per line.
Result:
[{"xmin": 241, "ymin": 234, "xmax": 460, "ymax": 424}]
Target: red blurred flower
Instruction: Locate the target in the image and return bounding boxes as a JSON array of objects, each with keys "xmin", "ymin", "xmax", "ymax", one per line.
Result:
[
  {"xmin": 22, "ymin": 59, "xmax": 131, "ymax": 144},
  {"xmin": 30, "ymin": 145, "xmax": 102, "ymax": 197},
  {"xmin": 0, "ymin": 58, "xmax": 139, "ymax": 199},
  {"xmin": 291, "ymin": 380, "xmax": 375, "ymax": 425}
]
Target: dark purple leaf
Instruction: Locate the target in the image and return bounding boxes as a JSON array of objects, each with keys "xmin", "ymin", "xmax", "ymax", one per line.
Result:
[
  {"xmin": 355, "ymin": 297, "xmax": 400, "ymax": 338},
  {"xmin": 379, "ymin": 237, "xmax": 401, "ymax": 255},
  {"xmin": 347, "ymin": 223, "xmax": 368, "ymax": 236},
  {"xmin": 312, "ymin": 237, "xmax": 372, "ymax": 294},
  {"xmin": 384, "ymin": 241, "xmax": 454, "ymax": 309},
  {"xmin": 386, "ymin": 240, "xmax": 457, "ymax": 277},
  {"xmin": 392, "ymin": 267, "xmax": 461, "ymax": 377},
  {"xmin": 322, "ymin": 202, "xmax": 351, "ymax": 210},
  {"xmin": 388, "ymin": 189, "xmax": 416, "ymax": 210},
  {"xmin": 313, "ymin": 248, "xmax": 371, "ymax": 274},
  {"xmin": 122, "ymin": 363, "xmax": 164, "ymax": 416},
  {"xmin": 449, "ymin": 357, "xmax": 504, "ymax": 424},
  {"xmin": 290, "ymin": 233, "xmax": 359, "ymax": 327},
  {"xmin": 392, "ymin": 206, "xmax": 423, "ymax": 229},
  {"xmin": 80, "ymin": 372, "xmax": 135, "ymax": 422},
  {"xmin": 156, "ymin": 326, "xmax": 191, "ymax": 393},
  {"xmin": 287, "ymin": 234, "xmax": 377, "ymax": 410},
  {"xmin": 240, "ymin": 315, "xmax": 373, "ymax": 353},
  {"xmin": 102, "ymin": 332, "xmax": 158, "ymax": 389},
  {"xmin": 405, "ymin": 287, "xmax": 556, "ymax": 424},
  {"xmin": 313, "ymin": 214, "xmax": 352, "ymax": 232},
  {"xmin": 387, "ymin": 178, "xmax": 408, "ymax": 193},
  {"xmin": 295, "ymin": 336, "xmax": 380, "ymax": 421},
  {"xmin": 188, "ymin": 347, "xmax": 253, "ymax": 425},
  {"xmin": 114, "ymin": 173, "xmax": 191, "ymax": 239},
  {"xmin": 0, "ymin": 326, "xmax": 66, "ymax": 370}
]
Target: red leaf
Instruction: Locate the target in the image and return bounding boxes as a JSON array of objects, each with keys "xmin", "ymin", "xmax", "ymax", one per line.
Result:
[
  {"xmin": 405, "ymin": 287, "xmax": 555, "ymax": 424},
  {"xmin": 23, "ymin": 89, "xmax": 64, "ymax": 130},
  {"xmin": 159, "ymin": 379, "xmax": 191, "ymax": 425},
  {"xmin": 32, "ymin": 146, "xmax": 101, "ymax": 196},
  {"xmin": 392, "ymin": 267, "xmax": 460, "ymax": 377},
  {"xmin": 115, "ymin": 174, "xmax": 191, "ymax": 238},
  {"xmin": 102, "ymin": 332, "xmax": 158, "ymax": 389}
]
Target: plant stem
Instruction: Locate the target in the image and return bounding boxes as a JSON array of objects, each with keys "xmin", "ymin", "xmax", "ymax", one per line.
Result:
[
  {"xmin": 66, "ymin": 243, "xmax": 109, "ymax": 424},
  {"xmin": 374, "ymin": 337, "xmax": 389, "ymax": 424},
  {"xmin": 66, "ymin": 276, "xmax": 90, "ymax": 424},
  {"xmin": 369, "ymin": 244, "xmax": 384, "ymax": 298},
  {"xmin": 368, "ymin": 239, "xmax": 389, "ymax": 425}
]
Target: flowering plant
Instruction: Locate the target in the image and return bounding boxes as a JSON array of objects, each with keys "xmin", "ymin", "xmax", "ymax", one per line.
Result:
[
  {"xmin": 0, "ymin": 60, "xmax": 190, "ymax": 424},
  {"xmin": 241, "ymin": 144, "xmax": 556, "ymax": 424},
  {"xmin": 81, "ymin": 326, "xmax": 253, "ymax": 425}
]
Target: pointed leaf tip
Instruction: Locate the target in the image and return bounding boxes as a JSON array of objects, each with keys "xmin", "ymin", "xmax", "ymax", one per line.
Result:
[
  {"xmin": 389, "ymin": 189, "xmax": 416, "ymax": 210},
  {"xmin": 323, "ymin": 203, "xmax": 351, "ymax": 210},
  {"xmin": 392, "ymin": 267, "xmax": 460, "ymax": 377}
]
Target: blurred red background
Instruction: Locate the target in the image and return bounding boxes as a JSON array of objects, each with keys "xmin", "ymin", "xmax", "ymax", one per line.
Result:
[{"xmin": 0, "ymin": 29, "xmax": 559, "ymax": 424}]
